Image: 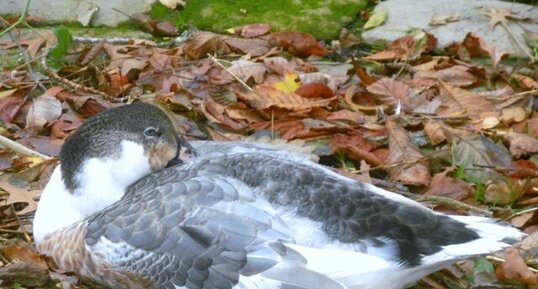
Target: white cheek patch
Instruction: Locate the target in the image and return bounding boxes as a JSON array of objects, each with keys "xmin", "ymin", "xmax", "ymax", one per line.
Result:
[{"xmin": 34, "ymin": 140, "xmax": 152, "ymax": 244}]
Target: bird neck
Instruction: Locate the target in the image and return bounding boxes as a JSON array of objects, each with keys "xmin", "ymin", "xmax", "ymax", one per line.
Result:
[{"xmin": 33, "ymin": 140, "xmax": 152, "ymax": 244}]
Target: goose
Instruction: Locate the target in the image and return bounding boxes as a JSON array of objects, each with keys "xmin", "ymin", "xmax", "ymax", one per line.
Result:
[{"xmin": 33, "ymin": 102, "xmax": 524, "ymax": 289}]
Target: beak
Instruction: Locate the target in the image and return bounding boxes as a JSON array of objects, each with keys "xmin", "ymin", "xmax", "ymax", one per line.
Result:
[{"xmin": 165, "ymin": 135, "xmax": 197, "ymax": 168}]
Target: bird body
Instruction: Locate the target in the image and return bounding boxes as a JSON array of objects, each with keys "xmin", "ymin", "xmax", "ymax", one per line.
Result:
[{"xmin": 33, "ymin": 103, "xmax": 524, "ymax": 289}]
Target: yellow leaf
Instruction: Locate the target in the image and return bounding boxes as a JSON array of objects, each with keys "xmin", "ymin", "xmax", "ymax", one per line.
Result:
[
  {"xmin": 273, "ymin": 72, "xmax": 301, "ymax": 93},
  {"xmin": 0, "ymin": 89, "xmax": 17, "ymax": 99},
  {"xmin": 364, "ymin": 8, "xmax": 388, "ymax": 30}
]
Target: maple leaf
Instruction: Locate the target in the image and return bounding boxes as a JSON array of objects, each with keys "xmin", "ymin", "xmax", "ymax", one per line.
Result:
[{"xmin": 481, "ymin": 8, "xmax": 514, "ymax": 28}]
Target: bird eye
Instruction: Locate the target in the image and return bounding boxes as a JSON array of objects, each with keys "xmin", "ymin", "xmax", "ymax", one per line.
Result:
[{"xmin": 144, "ymin": 127, "xmax": 159, "ymax": 137}]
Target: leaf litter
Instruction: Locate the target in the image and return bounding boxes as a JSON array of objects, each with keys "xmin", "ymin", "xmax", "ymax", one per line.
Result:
[{"xmin": 0, "ymin": 22, "xmax": 537, "ymax": 288}]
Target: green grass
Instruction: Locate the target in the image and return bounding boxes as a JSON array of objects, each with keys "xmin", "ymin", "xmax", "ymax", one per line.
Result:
[{"xmin": 151, "ymin": 0, "xmax": 369, "ymax": 40}]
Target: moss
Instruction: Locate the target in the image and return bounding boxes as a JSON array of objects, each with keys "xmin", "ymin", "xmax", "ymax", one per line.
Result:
[{"xmin": 163, "ymin": 0, "xmax": 368, "ymax": 40}]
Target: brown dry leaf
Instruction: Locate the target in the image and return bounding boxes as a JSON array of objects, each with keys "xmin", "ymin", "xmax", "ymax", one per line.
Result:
[
  {"xmin": 200, "ymin": 101, "xmax": 246, "ymax": 131},
  {"xmin": 229, "ymin": 23, "xmax": 271, "ymax": 38},
  {"xmin": 366, "ymin": 78, "xmax": 411, "ymax": 109},
  {"xmin": 121, "ymin": 58, "xmax": 148, "ymax": 77},
  {"xmin": 429, "ymin": 65, "xmax": 477, "ymax": 87},
  {"xmin": 451, "ymin": 33, "xmax": 507, "ymax": 67},
  {"xmin": 0, "ymin": 243, "xmax": 50, "ymax": 287},
  {"xmin": 481, "ymin": 8, "xmax": 514, "ymax": 28},
  {"xmin": 436, "ymin": 80, "xmax": 497, "ymax": 120},
  {"xmin": 512, "ymin": 74, "xmax": 538, "ymax": 90},
  {"xmin": 496, "ymin": 247, "xmax": 538, "ymax": 285},
  {"xmin": 425, "ymin": 167, "xmax": 472, "ymax": 200},
  {"xmin": 223, "ymin": 37, "xmax": 272, "ymax": 57},
  {"xmin": 484, "ymin": 179, "xmax": 525, "ymax": 205},
  {"xmin": 424, "ymin": 120, "xmax": 446, "ymax": 145},
  {"xmin": 504, "ymin": 132, "xmax": 538, "ymax": 158},
  {"xmin": 326, "ymin": 109, "xmax": 366, "ymax": 125},
  {"xmin": 510, "ymin": 211, "xmax": 534, "ymax": 228},
  {"xmin": 386, "ymin": 117, "xmax": 430, "ymax": 186},
  {"xmin": 180, "ymin": 32, "xmax": 231, "ymax": 60},
  {"xmin": 271, "ymin": 31, "xmax": 327, "ymax": 57},
  {"xmin": 263, "ymin": 56, "xmax": 297, "ymax": 75},
  {"xmin": 2, "ymin": 31, "xmax": 54, "ymax": 58},
  {"xmin": 0, "ymin": 178, "xmax": 41, "ymax": 215},
  {"xmin": 330, "ymin": 134, "xmax": 385, "ymax": 166},
  {"xmin": 354, "ymin": 65, "xmax": 378, "ymax": 86},
  {"xmin": 25, "ymin": 87, "xmax": 63, "ymax": 128},
  {"xmin": 501, "ymin": 106, "xmax": 528, "ymax": 124},
  {"xmin": 66, "ymin": 95, "xmax": 108, "ymax": 117},
  {"xmin": 0, "ymin": 89, "xmax": 28, "ymax": 123},
  {"xmin": 228, "ymin": 59, "xmax": 267, "ymax": 84},
  {"xmin": 295, "ymin": 83, "xmax": 334, "ymax": 99},
  {"xmin": 365, "ymin": 30, "xmax": 437, "ymax": 61},
  {"xmin": 2, "ymin": 245, "xmax": 48, "ymax": 270},
  {"xmin": 239, "ymin": 85, "xmax": 334, "ymax": 111}
]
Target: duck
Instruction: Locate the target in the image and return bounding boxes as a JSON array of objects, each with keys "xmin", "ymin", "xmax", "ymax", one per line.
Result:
[{"xmin": 33, "ymin": 102, "xmax": 524, "ymax": 289}]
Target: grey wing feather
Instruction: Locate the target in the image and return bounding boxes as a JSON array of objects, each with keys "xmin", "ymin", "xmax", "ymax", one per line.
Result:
[{"xmin": 85, "ymin": 171, "xmax": 330, "ymax": 289}]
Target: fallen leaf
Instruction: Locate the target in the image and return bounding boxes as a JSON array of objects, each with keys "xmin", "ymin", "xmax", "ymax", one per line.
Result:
[
  {"xmin": 424, "ymin": 120, "xmax": 446, "ymax": 145},
  {"xmin": 430, "ymin": 14, "xmax": 460, "ymax": 25},
  {"xmin": 326, "ymin": 109, "xmax": 366, "ymax": 125},
  {"xmin": 429, "ymin": 65, "xmax": 477, "ymax": 87},
  {"xmin": 271, "ymin": 31, "xmax": 327, "ymax": 57},
  {"xmin": 25, "ymin": 88, "xmax": 63, "ymax": 128},
  {"xmin": 386, "ymin": 117, "xmax": 430, "ymax": 186},
  {"xmin": 0, "ymin": 243, "xmax": 50, "ymax": 287},
  {"xmin": 273, "ymin": 72, "xmax": 301, "ymax": 93},
  {"xmin": 3, "ymin": 245, "xmax": 48, "ymax": 270},
  {"xmin": 436, "ymin": 80, "xmax": 496, "ymax": 120},
  {"xmin": 330, "ymin": 134, "xmax": 385, "ymax": 166},
  {"xmin": 180, "ymin": 32, "xmax": 231, "ymax": 60},
  {"xmin": 0, "ymin": 90, "xmax": 27, "ymax": 123},
  {"xmin": 452, "ymin": 135, "xmax": 511, "ymax": 183},
  {"xmin": 481, "ymin": 8, "xmax": 514, "ymax": 28},
  {"xmin": 504, "ymin": 132, "xmax": 538, "ymax": 158},
  {"xmin": 238, "ymin": 85, "xmax": 334, "ymax": 111},
  {"xmin": 365, "ymin": 30, "xmax": 437, "ymax": 61},
  {"xmin": 230, "ymin": 23, "xmax": 271, "ymax": 38},
  {"xmin": 223, "ymin": 37, "xmax": 272, "ymax": 57},
  {"xmin": 425, "ymin": 167, "xmax": 473, "ymax": 200},
  {"xmin": 228, "ymin": 59, "xmax": 267, "ymax": 84},
  {"xmin": 0, "ymin": 177, "xmax": 41, "ymax": 215},
  {"xmin": 501, "ymin": 106, "xmax": 528, "ymax": 124},
  {"xmin": 0, "ymin": 89, "xmax": 17, "ymax": 99},
  {"xmin": 513, "ymin": 74, "xmax": 538, "ymax": 90},
  {"xmin": 484, "ymin": 179, "xmax": 524, "ymax": 205},
  {"xmin": 363, "ymin": 8, "xmax": 387, "ymax": 30},
  {"xmin": 159, "ymin": 0, "xmax": 185, "ymax": 9},
  {"xmin": 496, "ymin": 247, "xmax": 538, "ymax": 285},
  {"xmin": 366, "ymin": 78, "xmax": 411, "ymax": 109},
  {"xmin": 200, "ymin": 100, "xmax": 246, "ymax": 131},
  {"xmin": 295, "ymin": 83, "xmax": 334, "ymax": 99}
]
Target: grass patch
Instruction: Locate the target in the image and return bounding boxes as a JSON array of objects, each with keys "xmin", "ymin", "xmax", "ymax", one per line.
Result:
[{"xmin": 151, "ymin": 0, "xmax": 369, "ymax": 40}]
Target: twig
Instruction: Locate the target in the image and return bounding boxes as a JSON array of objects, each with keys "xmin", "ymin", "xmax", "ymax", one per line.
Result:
[
  {"xmin": 0, "ymin": 134, "xmax": 51, "ymax": 159},
  {"xmin": 504, "ymin": 206, "xmax": 538, "ymax": 221},
  {"xmin": 0, "ymin": 228, "xmax": 26, "ymax": 235},
  {"xmin": 413, "ymin": 195, "xmax": 493, "ymax": 217},
  {"xmin": 207, "ymin": 54, "xmax": 253, "ymax": 92},
  {"xmin": 0, "ymin": 0, "xmax": 31, "ymax": 37},
  {"xmin": 486, "ymin": 255, "xmax": 538, "ymax": 273},
  {"xmin": 40, "ymin": 48, "xmax": 114, "ymax": 100},
  {"xmin": 1, "ymin": 18, "xmax": 48, "ymax": 92}
]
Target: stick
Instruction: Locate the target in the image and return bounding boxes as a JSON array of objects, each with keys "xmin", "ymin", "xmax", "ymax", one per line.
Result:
[
  {"xmin": 0, "ymin": 135, "xmax": 51, "ymax": 159},
  {"xmin": 207, "ymin": 54, "xmax": 253, "ymax": 92}
]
